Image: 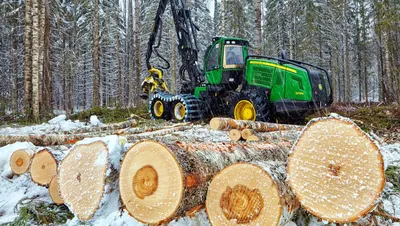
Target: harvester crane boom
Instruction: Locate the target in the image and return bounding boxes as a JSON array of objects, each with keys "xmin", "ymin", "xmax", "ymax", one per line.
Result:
[{"xmin": 144, "ymin": 0, "xmax": 204, "ymax": 96}]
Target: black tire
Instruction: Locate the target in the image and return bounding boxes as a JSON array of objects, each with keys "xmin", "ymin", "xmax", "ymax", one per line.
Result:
[
  {"xmin": 149, "ymin": 97, "xmax": 171, "ymax": 120},
  {"xmin": 225, "ymin": 91, "xmax": 241, "ymax": 118},
  {"xmin": 234, "ymin": 90, "xmax": 271, "ymax": 122}
]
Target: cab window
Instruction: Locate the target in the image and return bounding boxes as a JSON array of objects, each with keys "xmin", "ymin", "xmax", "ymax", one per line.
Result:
[
  {"xmin": 206, "ymin": 43, "xmax": 220, "ymax": 71},
  {"xmin": 224, "ymin": 45, "xmax": 244, "ymax": 68}
]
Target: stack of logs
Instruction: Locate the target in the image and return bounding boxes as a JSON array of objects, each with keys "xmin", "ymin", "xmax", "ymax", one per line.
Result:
[{"xmin": 6, "ymin": 116, "xmax": 394, "ymax": 225}]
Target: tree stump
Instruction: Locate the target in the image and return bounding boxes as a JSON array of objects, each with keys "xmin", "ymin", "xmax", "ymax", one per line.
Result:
[
  {"xmin": 10, "ymin": 149, "xmax": 34, "ymax": 175},
  {"xmin": 59, "ymin": 136, "xmax": 123, "ymax": 221},
  {"xmin": 49, "ymin": 174, "xmax": 63, "ymax": 205},
  {"xmin": 119, "ymin": 140, "xmax": 291, "ymax": 225},
  {"xmin": 30, "ymin": 149, "xmax": 59, "ymax": 186},
  {"xmin": 210, "ymin": 117, "xmax": 303, "ymax": 132},
  {"xmin": 287, "ymin": 116, "xmax": 385, "ymax": 223},
  {"xmin": 206, "ymin": 162, "xmax": 299, "ymax": 226}
]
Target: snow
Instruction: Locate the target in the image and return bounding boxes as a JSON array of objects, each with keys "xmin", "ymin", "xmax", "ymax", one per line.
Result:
[
  {"xmin": 90, "ymin": 115, "xmax": 101, "ymax": 126},
  {"xmin": 0, "ymin": 118, "xmax": 399, "ymax": 225},
  {"xmin": 48, "ymin": 114, "xmax": 67, "ymax": 124}
]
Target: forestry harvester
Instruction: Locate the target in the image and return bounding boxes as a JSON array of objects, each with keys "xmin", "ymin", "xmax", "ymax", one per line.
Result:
[{"xmin": 140, "ymin": 0, "xmax": 333, "ymax": 122}]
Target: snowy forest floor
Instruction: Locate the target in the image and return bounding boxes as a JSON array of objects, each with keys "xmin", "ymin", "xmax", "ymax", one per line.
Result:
[{"xmin": 0, "ymin": 103, "xmax": 399, "ymax": 225}]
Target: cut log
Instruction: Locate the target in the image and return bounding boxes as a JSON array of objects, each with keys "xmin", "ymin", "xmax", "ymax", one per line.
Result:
[
  {"xmin": 59, "ymin": 136, "xmax": 123, "ymax": 221},
  {"xmin": 119, "ymin": 140, "xmax": 291, "ymax": 225},
  {"xmin": 210, "ymin": 117, "xmax": 303, "ymax": 132},
  {"xmin": 123, "ymin": 125, "xmax": 192, "ymax": 142},
  {"xmin": 10, "ymin": 149, "xmax": 34, "ymax": 174},
  {"xmin": 0, "ymin": 134, "xmax": 94, "ymax": 146},
  {"xmin": 229, "ymin": 129, "xmax": 242, "ymax": 141},
  {"xmin": 241, "ymin": 128, "xmax": 255, "ymax": 140},
  {"xmin": 206, "ymin": 161, "xmax": 299, "ymax": 225},
  {"xmin": 287, "ymin": 116, "xmax": 385, "ymax": 223},
  {"xmin": 246, "ymin": 131, "xmax": 300, "ymax": 143},
  {"xmin": 49, "ymin": 174, "xmax": 63, "ymax": 205},
  {"xmin": 30, "ymin": 149, "xmax": 59, "ymax": 186}
]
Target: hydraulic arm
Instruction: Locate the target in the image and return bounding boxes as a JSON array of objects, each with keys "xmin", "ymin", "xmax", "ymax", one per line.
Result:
[{"xmin": 141, "ymin": 0, "xmax": 204, "ymax": 99}]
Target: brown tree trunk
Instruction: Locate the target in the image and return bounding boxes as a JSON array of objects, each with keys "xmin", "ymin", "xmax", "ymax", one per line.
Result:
[
  {"xmin": 345, "ymin": 0, "xmax": 351, "ymax": 103},
  {"xmin": 206, "ymin": 161, "xmax": 298, "ymax": 225},
  {"xmin": 115, "ymin": 12, "xmax": 122, "ymax": 107},
  {"xmin": 59, "ymin": 138, "xmax": 123, "ymax": 221},
  {"xmin": 127, "ymin": 0, "xmax": 133, "ymax": 107},
  {"xmin": 210, "ymin": 117, "xmax": 303, "ymax": 132},
  {"xmin": 42, "ymin": 0, "xmax": 52, "ymax": 115},
  {"xmin": 287, "ymin": 116, "xmax": 385, "ymax": 223},
  {"xmin": 254, "ymin": 0, "xmax": 262, "ymax": 54},
  {"xmin": 24, "ymin": 0, "xmax": 33, "ymax": 115},
  {"xmin": 119, "ymin": 140, "xmax": 291, "ymax": 224},
  {"xmin": 92, "ymin": 0, "xmax": 100, "ymax": 107}
]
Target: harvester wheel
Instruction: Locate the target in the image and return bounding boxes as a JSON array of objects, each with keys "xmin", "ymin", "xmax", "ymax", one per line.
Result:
[
  {"xmin": 150, "ymin": 97, "xmax": 171, "ymax": 120},
  {"xmin": 233, "ymin": 90, "xmax": 270, "ymax": 122}
]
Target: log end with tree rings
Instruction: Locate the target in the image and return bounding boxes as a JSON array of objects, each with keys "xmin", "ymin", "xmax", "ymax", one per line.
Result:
[
  {"xmin": 206, "ymin": 163, "xmax": 283, "ymax": 225},
  {"xmin": 10, "ymin": 149, "xmax": 33, "ymax": 175},
  {"xmin": 229, "ymin": 129, "xmax": 242, "ymax": 141},
  {"xmin": 59, "ymin": 141, "xmax": 109, "ymax": 221},
  {"xmin": 49, "ymin": 174, "xmax": 64, "ymax": 205},
  {"xmin": 119, "ymin": 140, "xmax": 183, "ymax": 225},
  {"xmin": 287, "ymin": 117, "xmax": 385, "ymax": 223},
  {"xmin": 30, "ymin": 149, "xmax": 58, "ymax": 185},
  {"xmin": 241, "ymin": 128, "xmax": 254, "ymax": 140}
]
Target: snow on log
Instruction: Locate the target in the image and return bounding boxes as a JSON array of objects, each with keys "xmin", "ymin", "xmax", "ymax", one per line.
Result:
[
  {"xmin": 287, "ymin": 116, "xmax": 385, "ymax": 223},
  {"xmin": 210, "ymin": 117, "xmax": 303, "ymax": 132},
  {"xmin": 229, "ymin": 129, "xmax": 242, "ymax": 141},
  {"xmin": 30, "ymin": 149, "xmax": 61, "ymax": 186},
  {"xmin": 241, "ymin": 128, "xmax": 255, "ymax": 140},
  {"xmin": 49, "ymin": 174, "xmax": 63, "ymax": 205},
  {"xmin": 0, "ymin": 142, "xmax": 35, "ymax": 178},
  {"xmin": 119, "ymin": 140, "xmax": 291, "ymax": 225},
  {"xmin": 246, "ymin": 131, "xmax": 301, "ymax": 143},
  {"xmin": 59, "ymin": 136, "xmax": 123, "ymax": 221},
  {"xmin": 10, "ymin": 148, "xmax": 34, "ymax": 175},
  {"xmin": 206, "ymin": 161, "xmax": 298, "ymax": 225}
]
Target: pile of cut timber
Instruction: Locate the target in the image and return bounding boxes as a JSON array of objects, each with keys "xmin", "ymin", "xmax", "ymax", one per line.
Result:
[
  {"xmin": 4, "ymin": 115, "xmax": 394, "ymax": 225},
  {"xmin": 210, "ymin": 117, "xmax": 302, "ymax": 142}
]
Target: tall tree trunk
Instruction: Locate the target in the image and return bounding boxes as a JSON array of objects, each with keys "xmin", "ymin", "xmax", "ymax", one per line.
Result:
[
  {"xmin": 220, "ymin": 0, "xmax": 225, "ymax": 36},
  {"xmin": 115, "ymin": 12, "xmax": 122, "ymax": 107},
  {"xmin": 344, "ymin": 0, "xmax": 351, "ymax": 103},
  {"xmin": 171, "ymin": 31, "xmax": 177, "ymax": 93},
  {"xmin": 92, "ymin": 0, "xmax": 100, "ymax": 107},
  {"xmin": 134, "ymin": 0, "xmax": 142, "ymax": 107},
  {"xmin": 31, "ymin": 0, "xmax": 40, "ymax": 121},
  {"xmin": 254, "ymin": 0, "xmax": 262, "ymax": 55},
  {"xmin": 38, "ymin": 0, "xmax": 45, "ymax": 111},
  {"xmin": 42, "ymin": 0, "xmax": 52, "ymax": 116},
  {"xmin": 127, "ymin": 0, "xmax": 133, "ymax": 107},
  {"xmin": 24, "ymin": 0, "xmax": 33, "ymax": 115},
  {"xmin": 12, "ymin": 20, "xmax": 18, "ymax": 113}
]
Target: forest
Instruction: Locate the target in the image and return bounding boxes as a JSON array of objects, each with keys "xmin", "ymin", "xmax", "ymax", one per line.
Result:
[{"xmin": 0, "ymin": 0, "xmax": 399, "ymax": 121}]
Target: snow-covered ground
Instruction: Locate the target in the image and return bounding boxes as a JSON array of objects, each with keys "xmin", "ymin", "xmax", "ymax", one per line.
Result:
[{"xmin": 0, "ymin": 116, "xmax": 399, "ymax": 225}]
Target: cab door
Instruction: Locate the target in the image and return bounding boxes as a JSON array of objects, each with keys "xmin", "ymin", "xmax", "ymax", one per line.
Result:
[{"xmin": 204, "ymin": 41, "xmax": 223, "ymax": 85}]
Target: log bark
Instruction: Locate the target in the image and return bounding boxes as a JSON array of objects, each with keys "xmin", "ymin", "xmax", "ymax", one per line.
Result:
[
  {"xmin": 30, "ymin": 148, "xmax": 60, "ymax": 186},
  {"xmin": 210, "ymin": 117, "xmax": 303, "ymax": 132},
  {"xmin": 10, "ymin": 148, "xmax": 35, "ymax": 174},
  {"xmin": 49, "ymin": 174, "xmax": 63, "ymax": 205},
  {"xmin": 58, "ymin": 136, "xmax": 123, "ymax": 221},
  {"xmin": 229, "ymin": 129, "xmax": 242, "ymax": 141},
  {"xmin": 206, "ymin": 161, "xmax": 299, "ymax": 225},
  {"xmin": 246, "ymin": 131, "xmax": 300, "ymax": 143},
  {"xmin": 287, "ymin": 116, "xmax": 385, "ymax": 223},
  {"xmin": 119, "ymin": 140, "xmax": 291, "ymax": 225},
  {"xmin": 0, "ymin": 134, "xmax": 95, "ymax": 146}
]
